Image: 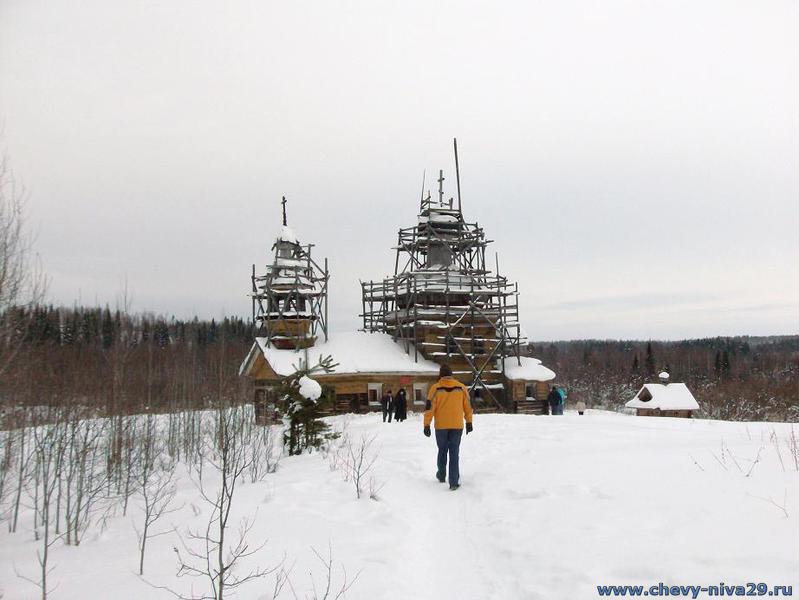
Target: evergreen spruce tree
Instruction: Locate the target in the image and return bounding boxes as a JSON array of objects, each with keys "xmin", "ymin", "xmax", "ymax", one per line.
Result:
[
  {"xmin": 61, "ymin": 309, "xmax": 75, "ymax": 345},
  {"xmin": 631, "ymin": 354, "xmax": 640, "ymax": 374},
  {"xmin": 581, "ymin": 346, "xmax": 592, "ymax": 366},
  {"xmin": 721, "ymin": 350, "xmax": 731, "ymax": 379},
  {"xmin": 645, "ymin": 342, "xmax": 656, "ymax": 378},
  {"xmin": 42, "ymin": 305, "xmax": 59, "ymax": 342},
  {"xmin": 101, "ymin": 306, "xmax": 114, "ymax": 349},
  {"xmin": 81, "ymin": 309, "xmax": 98, "ymax": 344},
  {"xmin": 28, "ymin": 306, "xmax": 40, "ymax": 341},
  {"xmin": 196, "ymin": 322, "xmax": 207, "ymax": 347},
  {"xmin": 278, "ymin": 354, "xmax": 339, "ymax": 456},
  {"xmin": 154, "ymin": 320, "xmax": 170, "ymax": 348}
]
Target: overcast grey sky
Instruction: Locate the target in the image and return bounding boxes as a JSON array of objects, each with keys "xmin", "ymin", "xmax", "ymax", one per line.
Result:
[{"xmin": 1, "ymin": 0, "xmax": 797, "ymax": 340}]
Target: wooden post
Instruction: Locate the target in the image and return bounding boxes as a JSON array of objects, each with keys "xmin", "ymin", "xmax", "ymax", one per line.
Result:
[
  {"xmin": 454, "ymin": 138, "xmax": 462, "ymax": 213},
  {"xmin": 419, "ymin": 170, "xmax": 426, "ymax": 212},
  {"xmin": 251, "ymin": 263, "xmax": 257, "ymax": 334},
  {"xmin": 394, "ymin": 229, "xmax": 401, "ymax": 276},
  {"xmin": 413, "ymin": 276, "xmax": 418, "ymax": 362},
  {"xmin": 445, "ymin": 269, "xmax": 451, "ymax": 360},
  {"xmin": 324, "ymin": 257, "xmax": 329, "ymax": 342},
  {"xmin": 361, "ymin": 281, "xmax": 367, "ymax": 331}
]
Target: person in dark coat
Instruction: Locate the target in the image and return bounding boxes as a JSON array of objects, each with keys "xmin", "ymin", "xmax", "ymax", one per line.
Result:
[
  {"xmin": 381, "ymin": 389, "xmax": 394, "ymax": 422},
  {"xmin": 547, "ymin": 386, "xmax": 559, "ymax": 416},
  {"xmin": 394, "ymin": 388, "xmax": 408, "ymax": 422}
]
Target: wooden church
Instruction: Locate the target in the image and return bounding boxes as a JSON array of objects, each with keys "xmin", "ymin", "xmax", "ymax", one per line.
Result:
[
  {"xmin": 360, "ymin": 140, "xmax": 555, "ymax": 413},
  {"xmin": 240, "ymin": 143, "xmax": 556, "ymax": 417}
]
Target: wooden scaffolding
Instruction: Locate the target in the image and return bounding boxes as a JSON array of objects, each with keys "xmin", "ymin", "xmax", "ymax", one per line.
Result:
[
  {"xmin": 251, "ymin": 197, "xmax": 329, "ymax": 349},
  {"xmin": 360, "ymin": 141, "xmax": 523, "ymax": 411}
]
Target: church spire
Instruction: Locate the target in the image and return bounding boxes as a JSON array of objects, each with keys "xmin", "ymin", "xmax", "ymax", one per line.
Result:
[{"xmin": 251, "ymin": 196, "xmax": 330, "ymax": 348}]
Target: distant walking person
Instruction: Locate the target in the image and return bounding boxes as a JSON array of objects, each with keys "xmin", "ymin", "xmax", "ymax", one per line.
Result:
[
  {"xmin": 381, "ymin": 390, "xmax": 394, "ymax": 423},
  {"xmin": 394, "ymin": 388, "xmax": 408, "ymax": 422},
  {"xmin": 423, "ymin": 364, "xmax": 473, "ymax": 490},
  {"xmin": 547, "ymin": 386, "xmax": 559, "ymax": 415},
  {"xmin": 556, "ymin": 387, "xmax": 567, "ymax": 415}
]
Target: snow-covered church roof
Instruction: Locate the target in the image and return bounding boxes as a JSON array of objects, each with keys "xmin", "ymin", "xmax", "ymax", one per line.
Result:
[
  {"xmin": 626, "ymin": 383, "xmax": 699, "ymax": 411},
  {"xmin": 240, "ymin": 331, "xmax": 440, "ymax": 377},
  {"xmin": 502, "ymin": 356, "xmax": 556, "ymax": 382}
]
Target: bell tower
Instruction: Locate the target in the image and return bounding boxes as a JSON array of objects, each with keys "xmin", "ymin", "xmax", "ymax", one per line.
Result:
[{"xmin": 251, "ymin": 197, "xmax": 329, "ymax": 350}]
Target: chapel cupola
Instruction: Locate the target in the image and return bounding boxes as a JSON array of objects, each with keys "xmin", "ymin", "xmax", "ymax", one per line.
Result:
[{"xmin": 250, "ymin": 197, "xmax": 329, "ymax": 350}]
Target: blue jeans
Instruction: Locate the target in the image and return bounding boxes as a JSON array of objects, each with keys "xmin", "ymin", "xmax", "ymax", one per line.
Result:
[{"xmin": 435, "ymin": 429, "xmax": 463, "ymax": 486}]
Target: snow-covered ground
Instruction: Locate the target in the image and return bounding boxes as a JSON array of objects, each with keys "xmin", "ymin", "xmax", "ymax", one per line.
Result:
[{"xmin": 2, "ymin": 411, "xmax": 798, "ymax": 599}]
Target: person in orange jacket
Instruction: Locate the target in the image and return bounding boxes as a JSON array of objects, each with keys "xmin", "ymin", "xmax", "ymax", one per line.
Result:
[{"xmin": 423, "ymin": 364, "xmax": 473, "ymax": 490}]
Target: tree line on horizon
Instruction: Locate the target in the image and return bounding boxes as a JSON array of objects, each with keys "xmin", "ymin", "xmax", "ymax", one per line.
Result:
[
  {"xmin": 0, "ymin": 305, "xmax": 254, "ymax": 425},
  {"xmin": 0, "ymin": 303, "xmax": 795, "ymax": 423},
  {"xmin": 530, "ymin": 336, "xmax": 799, "ymax": 421}
]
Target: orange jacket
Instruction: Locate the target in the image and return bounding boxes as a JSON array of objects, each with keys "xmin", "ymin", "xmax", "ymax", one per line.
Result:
[{"xmin": 423, "ymin": 377, "xmax": 473, "ymax": 430}]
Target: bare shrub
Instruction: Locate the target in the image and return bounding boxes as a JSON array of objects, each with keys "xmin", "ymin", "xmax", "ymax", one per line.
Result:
[
  {"xmin": 16, "ymin": 413, "xmax": 67, "ymax": 599},
  {"xmin": 749, "ymin": 489, "xmax": 790, "ymax": 519},
  {"xmin": 160, "ymin": 405, "xmax": 279, "ymax": 600},
  {"xmin": 9, "ymin": 423, "xmax": 32, "ymax": 533},
  {"xmin": 343, "ymin": 435, "xmax": 379, "ymax": 500},
  {"xmin": 770, "ymin": 428, "xmax": 786, "ymax": 472},
  {"xmin": 248, "ymin": 423, "xmax": 282, "ymax": 483},
  {"xmin": 326, "ymin": 430, "xmax": 350, "ymax": 476},
  {"xmin": 306, "ymin": 543, "xmax": 360, "ymax": 600},
  {"xmin": 134, "ymin": 414, "xmax": 180, "ymax": 575},
  {"xmin": 788, "ymin": 426, "xmax": 799, "ymax": 472},
  {"xmin": 0, "ymin": 146, "xmax": 47, "ymax": 379},
  {"xmin": 63, "ymin": 412, "xmax": 108, "ymax": 546},
  {"xmin": 0, "ymin": 428, "xmax": 13, "ymax": 522},
  {"xmin": 710, "ymin": 439, "xmax": 764, "ymax": 478},
  {"xmin": 368, "ymin": 476, "xmax": 385, "ymax": 501}
]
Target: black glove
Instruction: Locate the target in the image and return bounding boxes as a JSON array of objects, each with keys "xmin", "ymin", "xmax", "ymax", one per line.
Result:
[
  {"xmin": 465, "ymin": 422, "xmax": 473, "ymax": 434},
  {"xmin": 423, "ymin": 425, "xmax": 431, "ymax": 437}
]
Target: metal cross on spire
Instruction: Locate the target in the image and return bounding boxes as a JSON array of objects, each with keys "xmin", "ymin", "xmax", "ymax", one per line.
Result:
[{"xmin": 281, "ymin": 196, "xmax": 287, "ymax": 226}]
